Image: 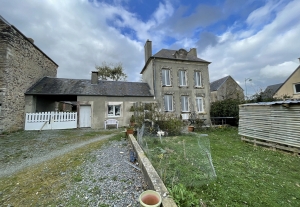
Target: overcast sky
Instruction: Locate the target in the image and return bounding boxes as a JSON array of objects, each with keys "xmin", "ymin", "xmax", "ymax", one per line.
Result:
[{"xmin": 1, "ymin": 0, "xmax": 300, "ymax": 96}]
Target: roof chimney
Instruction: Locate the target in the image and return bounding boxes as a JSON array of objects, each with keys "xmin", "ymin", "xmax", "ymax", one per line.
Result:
[
  {"xmin": 298, "ymin": 57, "xmax": 300, "ymax": 64},
  {"xmin": 144, "ymin": 40, "xmax": 152, "ymax": 63},
  {"xmin": 91, "ymin": 71, "xmax": 98, "ymax": 84},
  {"xmin": 189, "ymin": 48, "xmax": 197, "ymax": 57}
]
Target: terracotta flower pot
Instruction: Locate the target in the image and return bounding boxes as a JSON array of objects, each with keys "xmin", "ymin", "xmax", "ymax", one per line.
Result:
[
  {"xmin": 139, "ymin": 190, "xmax": 162, "ymax": 207},
  {"xmin": 126, "ymin": 129, "xmax": 134, "ymax": 136},
  {"xmin": 188, "ymin": 126, "xmax": 194, "ymax": 132}
]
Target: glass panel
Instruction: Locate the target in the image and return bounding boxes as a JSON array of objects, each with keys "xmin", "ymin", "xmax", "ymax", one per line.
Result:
[
  {"xmin": 196, "ymin": 97, "xmax": 203, "ymax": 112},
  {"xmin": 162, "ymin": 69, "xmax": 166, "ymax": 85},
  {"xmin": 166, "ymin": 70, "xmax": 170, "ymax": 86},
  {"xmin": 295, "ymin": 84, "xmax": 300, "ymax": 93},
  {"xmin": 195, "ymin": 71, "xmax": 201, "ymax": 86},
  {"xmin": 179, "ymin": 71, "xmax": 187, "ymax": 86},
  {"xmin": 108, "ymin": 105, "xmax": 113, "ymax": 116},
  {"xmin": 168, "ymin": 95, "xmax": 173, "ymax": 111},
  {"xmin": 162, "ymin": 69, "xmax": 170, "ymax": 86},
  {"xmin": 181, "ymin": 96, "xmax": 189, "ymax": 111},
  {"xmin": 115, "ymin": 105, "xmax": 121, "ymax": 116},
  {"xmin": 165, "ymin": 95, "xmax": 173, "ymax": 111}
]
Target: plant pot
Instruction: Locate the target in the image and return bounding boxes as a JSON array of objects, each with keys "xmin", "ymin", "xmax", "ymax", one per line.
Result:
[
  {"xmin": 126, "ymin": 129, "xmax": 134, "ymax": 136},
  {"xmin": 188, "ymin": 126, "xmax": 194, "ymax": 132},
  {"xmin": 139, "ymin": 190, "xmax": 162, "ymax": 207}
]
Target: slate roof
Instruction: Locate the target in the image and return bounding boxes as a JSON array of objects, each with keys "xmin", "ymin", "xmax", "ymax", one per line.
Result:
[
  {"xmin": 210, "ymin": 76, "xmax": 230, "ymax": 91},
  {"xmin": 262, "ymin": 83, "xmax": 283, "ymax": 98},
  {"xmin": 153, "ymin": 49, "xmax": 210, "ymax": 63},
  {"xmin": 25, "ymin": 77, "xmax": 154, "ymax": 97}
]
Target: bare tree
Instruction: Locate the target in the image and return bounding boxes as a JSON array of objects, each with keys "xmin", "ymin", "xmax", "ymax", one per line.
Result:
[{"xmin": 95, "ymin": 62, "xmax": 127, "ymax": 81}]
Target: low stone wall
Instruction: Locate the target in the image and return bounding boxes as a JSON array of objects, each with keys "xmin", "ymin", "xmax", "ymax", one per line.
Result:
[{"xmin": 128, "ymin": 134, "xmax": 177, "ymax": 207}]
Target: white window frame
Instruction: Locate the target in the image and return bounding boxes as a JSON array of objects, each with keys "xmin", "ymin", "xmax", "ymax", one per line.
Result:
[
  {"xmin": 294, "ymin": 83, "xmax": 300, "ymax": 94},
  {"xmin": 194, "ymin": 71, "xmax": 202, "ymax": 87},
  {"xmin": 179, "ymin": 70, "xmax": 187, "ymax": 86},
  {"xmin": 181, "ymin": 96, "xmax": 189, "ymax": 112},
  {"xmin": 162, "ymin": 69, "xmax": 171, "ymax": 86},
  {"xmin": 107, "ymin": 104, "xmax": 121, "ymax": 117},
  {"xmin": 164, "ymin": 95, "xmax": 173, "ymax": 111},
  {"xmin": 196, "ymin": 97, "xmax": 204, "ymax": 113}
]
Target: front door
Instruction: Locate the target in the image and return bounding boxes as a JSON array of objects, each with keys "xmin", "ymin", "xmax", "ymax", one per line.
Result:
[{"xmin": 79, "ymin": 105, "xmax": 91, "ymax": 127}]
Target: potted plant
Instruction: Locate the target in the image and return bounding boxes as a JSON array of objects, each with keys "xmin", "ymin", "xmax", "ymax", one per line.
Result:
[
  {"xmin": 188, "ymin": 125, "xmax": 195, "ymax": 132},
  {"xmin": 126, "ymin": 127, "xmax": 134, "ymax": 136},
  {"xmin": 130, "ymin": 115, "xmax": 135, "ymax": 126},
  {"xmin": 188, "ymin": 112, "xmax": 196, "ymax": 132}
]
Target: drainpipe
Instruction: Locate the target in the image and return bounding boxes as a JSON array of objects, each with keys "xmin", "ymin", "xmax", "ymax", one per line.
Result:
[{"xmin": 153, "ymin": 57, "xmax": 156, "ymax": 99}]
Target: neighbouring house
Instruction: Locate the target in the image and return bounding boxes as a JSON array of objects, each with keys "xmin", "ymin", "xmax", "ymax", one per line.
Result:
[
  {"xmin": 0, "ymin": 15, "xmax": 58, "ymax": 133},
  {"xmin": 210, "ymin": 75, "xmax": 244, "ymax": 102},
  {"xmin": 261, "ymin": 83, "xmax": 283, "ymax": 100},
  {"xmin": 25, "ymin": 72, "xmax": 154, "ymax": 128},
  {"xmin": 140, "ymin": 40, "xmax": 211, "ymax": 124},
  {"xmin": 273, "ymin": 60, "xmax": 300, "ymax": 100}
]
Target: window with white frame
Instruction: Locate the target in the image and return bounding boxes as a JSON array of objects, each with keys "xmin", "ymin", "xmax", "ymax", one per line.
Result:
[
  {"xmin": 194, "ymin": 71, "xmax": 202, "ymax": 87},
  {"xmin": 179, "ymin": 70, "xmax": 187, "ymax": 86},
  {"xmin": 107, "ymin": 104, "xmax": 121, "ymax": 117},
  {"xmin": 294, "ymin": 83, "xmax": 300, "ymax": 93},
  {"xmin": 164, "ymin": 95, "xmax": 173, "ymax": 111},
  {"xmin": 181, "ymin": 96, "xmax": 189, "ymax": 112},
  {"xmin": 196, "ymin": 97, "xmax": 204, "ymax": 113},
  {"xmin": 162, "ymin": 69, "xmax": 171, "ymax": 86}
]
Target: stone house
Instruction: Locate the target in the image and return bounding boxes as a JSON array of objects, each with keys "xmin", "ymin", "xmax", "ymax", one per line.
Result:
[
  {"xmin": 25, "ymin": 72, "xmax": 154, "ymax": 128},
  {"xmin": 0, "ymin": 15, "xmax": 58, "ymax": 133},
  {"xmin": 140, "ymin": 40, "xmax": 211, "ymax": 124},
  {"xmin": 210, "ymin": 75, "xmax": 244, "ymax": 102},
  {"xmin": 273, "ymin": 61, "xmax": 300, "ymax": 100}
]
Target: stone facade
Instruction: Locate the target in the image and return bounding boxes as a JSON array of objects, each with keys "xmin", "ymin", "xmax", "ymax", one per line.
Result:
[
  {"xmin": 141, "ymin": 41, "xmax": 212, "ymax": 125},
  {"xmin": 0, "ymin": 16, "xmax": 58, "ymax": 133},
  {"xmin": 210, "ymin": 76, "xmax": 244, "ymax": 102}
]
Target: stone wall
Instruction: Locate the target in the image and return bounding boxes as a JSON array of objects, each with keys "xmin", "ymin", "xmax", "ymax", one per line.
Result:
[{"xmin": 0, "ymin": 18, "xmax": 58, "ymax": 133}]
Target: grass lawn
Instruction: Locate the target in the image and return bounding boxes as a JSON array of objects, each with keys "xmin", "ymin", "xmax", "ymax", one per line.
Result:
[{"xmin": 144, "ymin": 127, "xmax": 300, "ymax": 207}]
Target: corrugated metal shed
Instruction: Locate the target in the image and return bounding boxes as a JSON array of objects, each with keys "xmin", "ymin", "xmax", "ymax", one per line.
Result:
[{"xmin": 239, "ymin": 100, "xmax": 300, "ymax": 149}]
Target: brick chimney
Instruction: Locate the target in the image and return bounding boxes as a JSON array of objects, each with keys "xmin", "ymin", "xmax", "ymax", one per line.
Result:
[
  {"xmin": 144, "ymin": 40, "xmax": 152, "ymax": 63},
  {"xmin": 91, "ymin": 71, "xmax": 98, "ymax": 84},
  {"xmin": 189, "ymin": 48, "xmax": 197, "ymax": 57}
]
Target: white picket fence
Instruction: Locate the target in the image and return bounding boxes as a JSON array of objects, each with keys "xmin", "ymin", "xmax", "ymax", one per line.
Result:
[{"xmin": 25, "ymin": 112, "xmax": 77, "ymax": 131}]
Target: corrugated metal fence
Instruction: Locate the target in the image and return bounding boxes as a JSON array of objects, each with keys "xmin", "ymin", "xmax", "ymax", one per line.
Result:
[{"xmin": 239, "ymin": 101, "xmax": 300, "ymax": 151}]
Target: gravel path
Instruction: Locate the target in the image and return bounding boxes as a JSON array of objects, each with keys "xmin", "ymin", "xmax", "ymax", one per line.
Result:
[
  {"xmin": 58, "ymin": 138, "xmax": 146, "ymax": 206},
  {"xmin": 0, "ymin": 134, "xmax": 116, "ymax": 178},
  {"xmin": 1, "ymin": 131, "xmax": 146, "ymax": 206}
]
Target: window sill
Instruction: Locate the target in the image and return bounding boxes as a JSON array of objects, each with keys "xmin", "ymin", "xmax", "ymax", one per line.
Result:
[
  {"xmin": 194, "ymin": 86, "xmax": 204, "ymax": 89},
  {"xmin": 197, "ymin": 112, "xmax": 206, "ymax": 115},
  {"xmin": 179, "ymin": 86, "xmax": 188, "ymax": 88}
]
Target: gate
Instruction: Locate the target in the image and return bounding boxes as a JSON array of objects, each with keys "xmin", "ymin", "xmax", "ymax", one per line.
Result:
[{"xmin": 25, "ymin": 112, "xmax": 77, "ymax": 131}]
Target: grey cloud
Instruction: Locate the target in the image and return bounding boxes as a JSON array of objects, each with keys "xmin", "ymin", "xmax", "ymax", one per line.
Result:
[{"xmin": 196, "ymin": 32, "xmax": 218, "ymax": 53}]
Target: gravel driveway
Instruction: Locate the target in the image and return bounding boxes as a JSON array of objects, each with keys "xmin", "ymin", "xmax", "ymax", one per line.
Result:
[{"xmin": 0, "ymin": 129, "xmax": 146, "ymax": 206}]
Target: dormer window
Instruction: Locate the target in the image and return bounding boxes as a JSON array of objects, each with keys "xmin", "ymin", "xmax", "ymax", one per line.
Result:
[
  {"xmin": 179, "ymin": 70, "xmax": 187, "ymax": 86},
  {"xmin": 162, "ymin": 69, "xmax": 171, "ymax": 86},
  {"xmin": 174, "ymin": 49, "xmax": 188, "ymax": 59}
]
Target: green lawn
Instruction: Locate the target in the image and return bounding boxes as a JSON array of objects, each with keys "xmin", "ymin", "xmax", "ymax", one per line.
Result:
[{"xmin": 143, "ymin": 127, "xmax": 300, "ymax": 207}]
